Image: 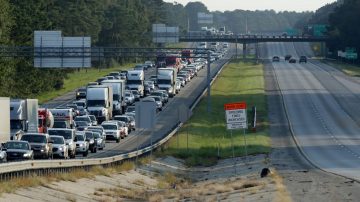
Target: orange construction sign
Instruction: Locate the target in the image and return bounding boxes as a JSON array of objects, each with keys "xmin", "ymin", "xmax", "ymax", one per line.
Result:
[{"xmin": 224, "ymin": 102, "xmax": 247, "ymax": 110}]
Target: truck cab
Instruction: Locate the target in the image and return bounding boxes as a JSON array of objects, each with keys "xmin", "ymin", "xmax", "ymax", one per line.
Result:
[
  {"xmin": 126, "ymin": 70, "xmax": 144, "ymax": 97},
  {"xmin": 157, "ymin": 68, "xmax": 177, "ymax": 97},
  {"xmin": 86, "ymin": 85, "xmax": 113, "ymax": 123},
  {"xmin": 10, "ymin": 99, "xmax": 38, "ymax": 140},
  {"xmin": 38, "ymin": 108, "xmax": 54, "ymax": 133}
]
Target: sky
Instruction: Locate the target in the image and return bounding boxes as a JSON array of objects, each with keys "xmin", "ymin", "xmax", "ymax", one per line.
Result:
[{"xmin": 163, "ymin": 0, "xmax": 337, "ymax": 12}]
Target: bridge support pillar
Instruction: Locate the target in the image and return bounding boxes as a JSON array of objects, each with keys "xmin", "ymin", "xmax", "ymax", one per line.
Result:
[{"xmin": 243, "ymin": 43, "xmax": 247, "ymax": 59}]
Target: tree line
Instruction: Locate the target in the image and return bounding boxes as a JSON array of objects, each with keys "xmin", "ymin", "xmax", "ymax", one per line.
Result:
[{"xmin": 0, "ymin": 0, "xmax": 313, "ymax": 99}]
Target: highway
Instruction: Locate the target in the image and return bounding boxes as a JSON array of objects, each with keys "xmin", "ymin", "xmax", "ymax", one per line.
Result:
[
  {"xmin": 40, "ymin": 48, "xmax": 234, "ymax": 159},
  {"xmin": 261, "ymin": 42, "xmax": 360, "ymax": 181}
]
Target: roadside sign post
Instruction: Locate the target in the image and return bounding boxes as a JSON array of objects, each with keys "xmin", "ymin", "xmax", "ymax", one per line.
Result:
[
  {"xmin": 224, "ymin": 102, "xmax": 248, "ymax": 174},
  {"xmin": 135, "ymin": 102, "xmax": 156, "ymax": 167}
]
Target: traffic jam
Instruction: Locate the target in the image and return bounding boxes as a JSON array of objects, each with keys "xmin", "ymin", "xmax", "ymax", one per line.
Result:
[{"xmin": 1, "ymin": 43, "xmax": 229, "ymax": 162}]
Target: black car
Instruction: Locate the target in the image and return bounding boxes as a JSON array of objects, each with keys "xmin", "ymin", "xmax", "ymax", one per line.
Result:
[
  {"xmin": 76, "ymin": 87, "xmax": 87, "ymax": 100},
  {"xmin": 272, "ymin": 56, "xmax": 280, "ymax": 62},
  {"xmin": 299, "ymin": 56, "xmax": 307, "ymax": 63},
  {"xmin": 289, "ymin": 58, "xmax": 297, "ymax": 63},
  {"xmin": 4, "ymin": 141, "xmax": 34, "ymax": 161},
  {"xmin": 285, "ymin": 55, "xmax": 292, "ymax": 61},
  {"xmin": 85, "ymin": 131, "xmax": 97, "ymax": 153}
]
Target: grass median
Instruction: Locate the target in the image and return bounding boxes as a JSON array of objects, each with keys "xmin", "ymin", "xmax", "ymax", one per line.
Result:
[
  {"xmin": 158, "ymin": 59, "xmax": 270, "ymax": 166},
  {"xmin": 37, "ymin": 64, "xmax": 134, "ymax": 104}
]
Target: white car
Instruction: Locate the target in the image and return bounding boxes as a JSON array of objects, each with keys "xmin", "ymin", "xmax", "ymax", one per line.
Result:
[
  {"xmin": 101, "ymin": 122, "xmax": 121, "ymax": 143},
  {"xmin": 175, "ymin": 80, "xmax": 181, "ymax": 93},
  {"xmin": 50, "ymin": 135, "xmax": 69, "ymax": 159}
]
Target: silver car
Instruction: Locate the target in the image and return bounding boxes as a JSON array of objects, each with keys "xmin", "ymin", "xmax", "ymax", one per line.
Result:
[
  {"xmin": 75, "ymin": 132, "xmax": 89, "ymax": 157},
  {"xmin": 50, "ymin": 136, "xmax": 69, "ymax": 159},
  {"xmin": 0, "ymin": 144, "xmax": 7, "ymax": 162},
  {"xmin": 93, "ymin": 131, "xmax": 105, "ymax": 150}
]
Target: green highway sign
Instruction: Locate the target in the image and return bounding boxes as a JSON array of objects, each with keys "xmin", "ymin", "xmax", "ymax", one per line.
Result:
[{"xmin": 346, "ymin": 53, "xmax": 358, "ymax": 59}]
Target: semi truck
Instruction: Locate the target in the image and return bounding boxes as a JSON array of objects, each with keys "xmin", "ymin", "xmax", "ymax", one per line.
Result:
[
  {"xmin": 10, "ymin": 99, "xmax": 39, "ymax": 140},
  {"xmin": 38, "ymin": 108, "xmax": 54, "ymax": 133},
  {"xmin": 101, "ymin": 79, "xmax": 126, "ymax": 115},
  {"xmin": 165, "ymin": 54, "xmax": 182, "ymax": 72},
  {"xmin": 49, "ymin": 108, "xmax": 75, "ymax": 129},
  {"xmin": 86, "ymin": 85, "xmax": 113, "ymax": 122},
  {"xmin": 0, "ymin": 97, "xmax": 10, "ymax": 143},
  {"xmin": 126, "ymin": 70, "xmax": 145, "ymax": 97},
  {"xmin": 181, "ymin": 50, "xmax": 193, "ymax": 64},
  {"xmin": 157, "ymin": 68, "xmax": 177, "ymax": 97}
]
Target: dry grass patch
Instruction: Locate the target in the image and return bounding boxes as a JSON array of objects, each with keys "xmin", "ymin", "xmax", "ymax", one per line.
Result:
[{"xmin": 270, "ymin": 170, "xmax": 292, "ymax": 202}]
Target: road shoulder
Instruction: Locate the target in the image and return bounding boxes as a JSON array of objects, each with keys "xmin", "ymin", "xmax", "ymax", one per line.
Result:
[{"xmin": 265, "ymin": 60, "xmax": 360, "ymax": 202}]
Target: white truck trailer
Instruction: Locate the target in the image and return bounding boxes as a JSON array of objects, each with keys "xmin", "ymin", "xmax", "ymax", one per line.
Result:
[
  {"xmin": 101, "ymin": 79, "xmax": 126, "ymax": 115},
  {"xmin": 0, "ymin": 97, "xmax": 10, "ymax": 143},
  {"xmin": 157, "ymin": 68, "xmax": 177, "ymax": 97}
]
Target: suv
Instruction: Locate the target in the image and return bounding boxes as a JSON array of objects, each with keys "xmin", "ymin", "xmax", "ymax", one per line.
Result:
[
  {"xmin": 101, "ymin": 122, "xmax": 121, "ymax": 143},
  {"xmin": 272, "ymin": 56, "xmax": 280, "ymax": 62},
  {"xmin": 21, "ymin": 133, "xmax": 53, "ymax": 159},
  {"xmin": 47, "ymin": 128, "xmax": 76, "ymax": 158},
  {"xmin": 75, "ymin": 132, "xmax": 89, "ymax": 157},
  {"xmin": 85, "ymin": 131, "xmax": 97, "ymax": 153},
  {"xmin": 299, "ymin": 56, "xmax": 307, "ymax": 63},
  {"xmin": 113, "ymin": 115, "xmax": 134, "ymax": 132},
  {"xmin": 285, "ymin": 54, "xmax": 292, "ymax": 61},
  {"xmin": 76, "ymin": 87, "xmax": 87, "ymax": 100}
]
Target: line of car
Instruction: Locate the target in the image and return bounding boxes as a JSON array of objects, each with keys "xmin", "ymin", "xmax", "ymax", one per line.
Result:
[
  {"xmin": 0, "ymin": 46, "xmax": 228, "ymax": 163},
  {"xmin": 272, "ymin": 55, "xmax": 307, "ymax": 63}
]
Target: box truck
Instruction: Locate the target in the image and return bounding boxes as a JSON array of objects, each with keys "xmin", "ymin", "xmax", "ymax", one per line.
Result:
[
  {"xmin": 10, "ymin": 99, "xmax": 38, "ymax": 140},
  {"xmin": 101, "ymin": 80, "xmax": 126, "ymax": 115}
]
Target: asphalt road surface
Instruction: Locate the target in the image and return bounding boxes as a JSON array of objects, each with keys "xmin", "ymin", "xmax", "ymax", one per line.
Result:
[{"xmin": 260, "ymin": 42, "xmax": 360, "ymax": 181}]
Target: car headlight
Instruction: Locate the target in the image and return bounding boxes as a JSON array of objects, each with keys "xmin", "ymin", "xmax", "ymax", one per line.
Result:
[
  {"xmin": 59, "ymin": 147, "xmax": 63, "ymax": 151},
  {"xmin": 23, "ymin": 152, "xmax": 31, "ymax": 158},
  {"xmin": 80, "ymin": 143, "xmax": 84, "ymax": 147}
]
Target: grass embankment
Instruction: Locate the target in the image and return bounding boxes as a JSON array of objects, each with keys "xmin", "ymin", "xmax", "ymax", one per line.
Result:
[
  {"xmin": 158, "ymin": 60, "xmax": 270, "ymax": 166},
  {"xmin": 0, "ymin": 159, "xmax": 142, "ymax": 195},
  {"xmin": 323, "ymin": 60, "xmax": 360, "ymax": 77},
  {"xmin": 37, "ymin": 64, "xmax": 135, "ymax": 104}
]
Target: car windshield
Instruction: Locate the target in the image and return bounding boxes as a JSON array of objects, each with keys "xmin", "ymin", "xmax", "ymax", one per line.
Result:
[
  {"xmin": 10, "ymin": 120, "xmax": 22, "ymax": 129},
  {"xmin": 126, "ymin": 107, "xmax": 135, "ymax": 113},
  {"xmin": 75, "ymin": 117, "xmax": 89, "ymax": 122},
  {"xmin": 85, "ymin": 132, "xmax": 93, "ymax": 139},
  {"xmin": 76, "ymin": 135, "xmax": 84, "ymax": 141},
  {"xmin": 21, "ymin": 135, "xmax": 46, "ymax": 143},
  {"xmin": 151, "ymin": 97, "xmax": 161, "ymax": 101},
  {"xmin": 53, "ymin": 122, "xmax": 67, "ymax": 128},
  {"xmin": 6, "ymin": 142, "xmax": 29, "ymax": 150},
  {"xmin": 127, "ymin": 80, "xmax": 142, "ymax": 85},
  {"xmin": 75, "ymin": 121, "xmax": 88, "ymax": 127},
  {"xmin": 93, "ymin": 133, "xmax": 101, "ymax": 138},
  {"xmin": 114, "ymin": 117, "xmax": 127, "ymax": 122},
  {"xmin": 87, "ymin": 100, "xmax": 105, "ymax": 107},
  {"xmin": 102, "ymin": 124, "xmax": 117, "ymax": 130},
  {"xmin": 89, "ymin": 116, "xmax": 96, "ymax": 121},
  {"xmin": 125, "ymin": 93, "xmax": 131, "ymax": 97},
  {"xmin": 50, "ymin": 137, "xmax": 64, "ymax": 144},
  {"xmin": 157, "ymin": 79, "xmax": 171, "ymax": 85},
  {"xmin": 48, "ymin": 130, "xmax": 73, "ymax": 139}
]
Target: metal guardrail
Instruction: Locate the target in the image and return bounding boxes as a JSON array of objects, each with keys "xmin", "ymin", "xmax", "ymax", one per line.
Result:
[{"xmin": 0, "ymin": 54, "xmax": 234, "ymax": 180}]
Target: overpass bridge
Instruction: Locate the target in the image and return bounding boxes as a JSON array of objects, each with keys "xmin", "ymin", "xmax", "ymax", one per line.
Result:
[
  {"xmin": 178, "ymin": 34, "xmax": 332, "ymax": 58},
  {"xmin": 179, "ymin": 34, "xmax": 331, "ymax": 43}
]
